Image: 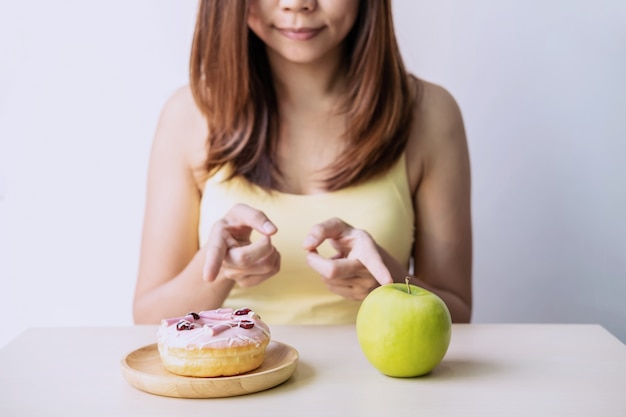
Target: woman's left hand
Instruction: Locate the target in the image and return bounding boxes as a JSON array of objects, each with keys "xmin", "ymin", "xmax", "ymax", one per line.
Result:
[{"xmin": 302, "ymin": 218, "xmax": 393, "ymax": 300}]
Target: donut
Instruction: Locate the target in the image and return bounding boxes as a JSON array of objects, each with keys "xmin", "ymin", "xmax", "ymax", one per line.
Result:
[{"xmin": 157, "ymin": 308, "xmax": 270, "ymax": 377}]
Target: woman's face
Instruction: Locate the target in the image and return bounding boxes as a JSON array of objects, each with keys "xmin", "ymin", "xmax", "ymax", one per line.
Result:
[{"xmin": 247, "ymin": 0, "xmax": 360, "ymax": 65}]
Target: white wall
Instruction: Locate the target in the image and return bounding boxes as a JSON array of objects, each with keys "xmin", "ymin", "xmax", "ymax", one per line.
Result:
[
  {"xmin": 393, "ymin": 1, "xmax": 626, "ymax": 340},
  {"xmin": 1, "ymin": 1, "xmax": 624, "ymax": 348},
  {"xmin": 0, "ymin": 0, "xmax": 198, "ymax": 346}
]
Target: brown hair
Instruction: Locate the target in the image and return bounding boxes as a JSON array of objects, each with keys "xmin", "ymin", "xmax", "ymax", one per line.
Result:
[{"xmin": 190, "ymin": 0, "xmax": 416, "ymax": 191}]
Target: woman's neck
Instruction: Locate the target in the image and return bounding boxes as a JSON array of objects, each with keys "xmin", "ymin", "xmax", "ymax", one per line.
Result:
[{"xmin": 267, "ymin": 48, "xmax": 347, "ymax": 111}]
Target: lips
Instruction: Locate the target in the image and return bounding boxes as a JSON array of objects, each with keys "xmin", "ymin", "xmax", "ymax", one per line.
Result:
[{"xmin": 277, "ymin": 27, "xmax": 324, "ymax": 41}]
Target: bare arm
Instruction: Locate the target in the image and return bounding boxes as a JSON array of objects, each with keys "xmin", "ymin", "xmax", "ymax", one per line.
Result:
[
  {"xmin": 132, "ymin": 87, "xmax": 233, "ymax": 323},
  {"xmin": 133, "ymin": 88, "xmax": 282, "ymax": 323},
  {"xmin": 397, "ymin": 82, "xmax": 473, "ymax": 322}
]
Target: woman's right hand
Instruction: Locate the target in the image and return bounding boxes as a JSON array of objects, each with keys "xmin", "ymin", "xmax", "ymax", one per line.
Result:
[{"xmin": 203, "ymin": 203, "xmax": 281, "ymax": 288}]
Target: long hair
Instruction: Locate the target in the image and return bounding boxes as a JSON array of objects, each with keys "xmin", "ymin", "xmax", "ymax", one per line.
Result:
[{"xmin": 190, "ymin": 0, "xmax": 416, "ymax": 191}]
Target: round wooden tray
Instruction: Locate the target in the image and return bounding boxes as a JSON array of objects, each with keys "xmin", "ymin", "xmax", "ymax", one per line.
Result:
[{"xmin": 121, "ymin": 341, "xmax": 299, "ymax": 398}]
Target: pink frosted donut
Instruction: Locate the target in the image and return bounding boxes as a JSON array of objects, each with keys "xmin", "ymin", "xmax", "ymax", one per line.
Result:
[{"xmin": 157, "ymin": 308, "xmax": 270, "ymax": 377}]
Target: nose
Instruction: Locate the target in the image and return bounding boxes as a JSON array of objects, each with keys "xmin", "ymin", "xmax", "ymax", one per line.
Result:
[{"xmin": 278, "ymin": 0, "xmax": 316, "ymax": 13}]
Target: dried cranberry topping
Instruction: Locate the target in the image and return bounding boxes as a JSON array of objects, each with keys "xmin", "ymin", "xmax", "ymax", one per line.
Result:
[
  {"xmin": 238, "ymin": 320, "xmax": 255, "ymax": 329},
  {"xmin": 176, "ymin": 319, "xmax": 194, "ymax": 331},
  {"xmin": 233, "ymin": 308, "xmax": 252, "ymax": 316},
  {"xmin": 186, "ymin": 312, "xmax": 200, "ymax": 320}
]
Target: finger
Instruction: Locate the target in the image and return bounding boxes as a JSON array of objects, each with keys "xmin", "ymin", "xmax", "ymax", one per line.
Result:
[
  {"xmin": 225, "ymin": 203, "xmax": 277, "ymax": 236},
  {"xmin": 359, "ymin": 253, "xmax": 393, "ymax": 285},
  {"xmin": 352, "ymin": 238, "xmax": 393, "ymax": 285},
  {"xmin": 203, "ymin": 205, "xmax": 277, "ymax": 282},
  {"xmin": 306, "ymin": 255, "xmax": 376, "ymax": 301},
  {"xmin": 223, "ymin": 250, "xmax": 281, "ymax": 287},
  {"xmin": 226, "ymin": 235, "xmax": 276, "ymax": 267},
  {"xmin": 306, "ymin": 252, "xmax": 360, "ymax": 280},
  {"xmin": 302, "ymin": 217, "xmax": 351, "ymax": 250},
  {"xmin": 307, "ymin": 253, "xmax": 385, "ymax": 292},
  {"xmin": 305, "ymin": 220, "xmax": 394, "ymax": 285},
  {"xmin": 203, "ymin": 221, "xmax": 232, "ymax": 282}
]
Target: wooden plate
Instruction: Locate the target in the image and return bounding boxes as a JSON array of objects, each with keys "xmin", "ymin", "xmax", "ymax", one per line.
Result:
[{"xmin": 121, "ymin": 341, "xmax": 299, "ymax": 398}]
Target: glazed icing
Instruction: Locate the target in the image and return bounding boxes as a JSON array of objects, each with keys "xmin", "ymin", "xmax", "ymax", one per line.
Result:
[{"xmin": 157, "ymin": 308, "xmax": 270, "ymax": 350}]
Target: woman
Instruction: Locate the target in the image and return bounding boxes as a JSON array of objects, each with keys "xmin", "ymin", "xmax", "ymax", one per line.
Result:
[{"xmin": 133, "ymin": 0, "xmax": 472, "ymax": 325}]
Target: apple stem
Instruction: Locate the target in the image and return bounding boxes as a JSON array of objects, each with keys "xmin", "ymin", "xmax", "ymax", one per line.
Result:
[{"xmin": 405, "ymin": 276, "xmax": 411, "ymax": 294}]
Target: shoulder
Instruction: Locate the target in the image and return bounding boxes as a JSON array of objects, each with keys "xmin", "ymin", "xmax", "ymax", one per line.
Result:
[
  {"xmin": 412, "ymin": 78, "xmax": 465, "ymax": 145},
  {"xmin": 151, "ymin": 85, "xmax": 208, "ymax": 185},
  {"xmin": 405, "ymin": 77, "xmax": 468, "ymax": 188},
  {"xmin": 158, "ymin": 85, "xmax": 206, "ymax": 132}
]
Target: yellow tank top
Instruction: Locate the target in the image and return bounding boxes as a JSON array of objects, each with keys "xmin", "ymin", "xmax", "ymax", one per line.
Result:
[{"xmin": 199, "ymin": 154, "xmax": 414, "ymax": 324}]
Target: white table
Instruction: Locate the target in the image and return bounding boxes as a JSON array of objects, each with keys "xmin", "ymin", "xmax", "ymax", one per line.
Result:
[{"xmin": 1, "ymin": 324, "xmax": 625, "ymax": 416}]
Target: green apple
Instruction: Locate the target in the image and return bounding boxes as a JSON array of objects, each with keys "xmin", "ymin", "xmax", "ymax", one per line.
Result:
[{"xmin": 356, "ymin": 279, "xmax": 452, "ymax": 377}]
